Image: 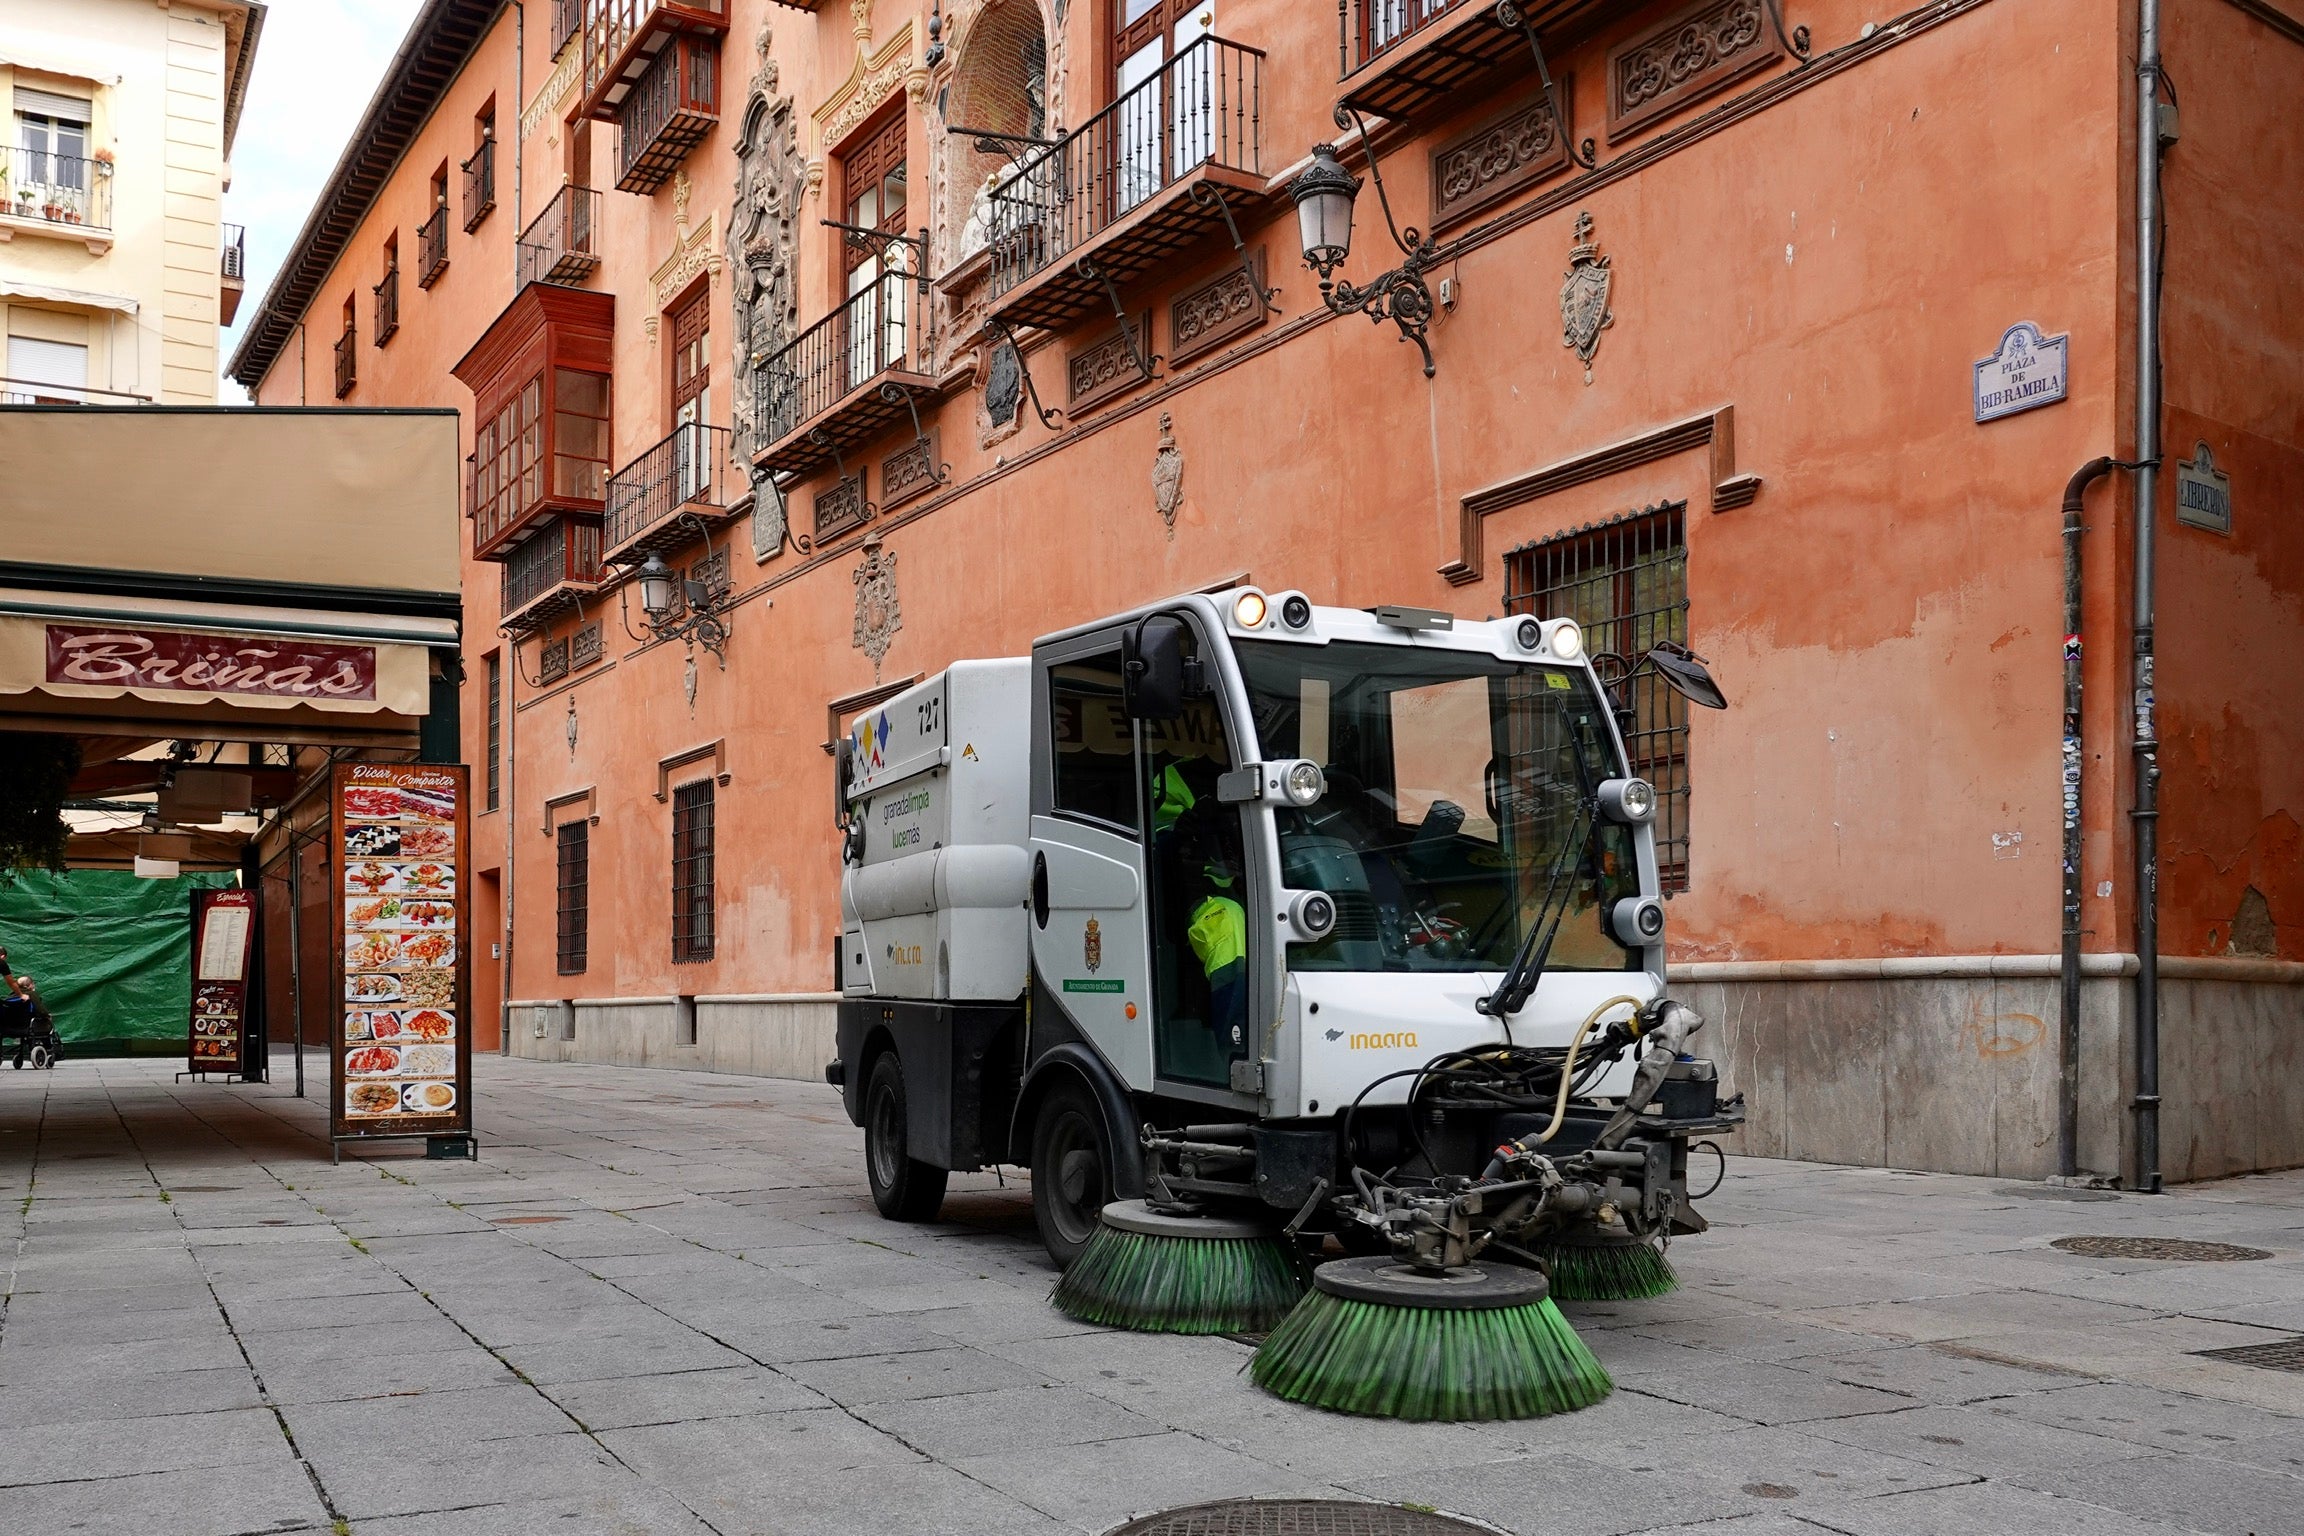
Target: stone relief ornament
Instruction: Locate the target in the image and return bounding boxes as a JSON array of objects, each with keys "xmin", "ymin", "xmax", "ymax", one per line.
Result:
[
  {"xmin": 1559, "ymin": 211, "xmax": 1615, "ymax": 384},
  {"xmin": 979, "ymin": 338, "xmax": 1024, "ymax": 448},
  {"xmin": 852, "ymin": 539, "xmax": 903, "ymax": 680},
  {"xmin": 732, "ymin": 26, "xmax": 807, "ymax": 560},
  {"xmin": 1152, "ymin": 413, "xmax": 1183, "ymax": 539}
]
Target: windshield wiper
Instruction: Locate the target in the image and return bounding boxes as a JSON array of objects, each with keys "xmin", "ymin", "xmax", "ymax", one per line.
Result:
[{"xmin": 1475, "ymin": 714, "xmax": 1602, "ymax": 1027}]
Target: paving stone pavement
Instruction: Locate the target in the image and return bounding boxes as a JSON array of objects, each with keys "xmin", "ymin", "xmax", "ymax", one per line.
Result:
[{"xmin": 2, "ymin": 1053, "xmax": 2301, "ymax": 1536}]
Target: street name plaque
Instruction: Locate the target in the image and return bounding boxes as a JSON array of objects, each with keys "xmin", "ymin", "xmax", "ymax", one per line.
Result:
[
  {"xmin": 2176, "ymin": 442, "xmax": 2232, "ymax": 534},
  {"xmin": 1973, "ymin": 322, "xmax": 2069, "ymax": 423}
]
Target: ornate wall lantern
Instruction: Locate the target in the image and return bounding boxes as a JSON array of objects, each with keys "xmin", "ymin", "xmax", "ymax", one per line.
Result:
[
  {"xmin": 1290, "ymin": 111, "xmax": 1444, "ymax": 377},
  {"xmin": 623, "ymin": 515, "xmax": 735, "ymax": 667}
]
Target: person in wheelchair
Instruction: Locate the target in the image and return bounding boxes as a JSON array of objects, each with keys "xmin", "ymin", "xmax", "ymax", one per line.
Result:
[{"xmin": 0, "ymin": 945, "xmax": 60, "ymax": 1069}]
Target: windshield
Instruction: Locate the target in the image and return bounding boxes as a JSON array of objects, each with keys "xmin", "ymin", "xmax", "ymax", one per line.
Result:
[{"xmin": 1235, "ymin": 639, "xmax": 1642, "ymax": 973}]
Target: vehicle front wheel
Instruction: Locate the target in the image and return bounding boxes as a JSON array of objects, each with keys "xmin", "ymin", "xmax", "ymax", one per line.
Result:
[
  {"xmin": 863, "ymin": 1053, "xmax": 948, "ymax": 1222},
  {"xmin": 1030, "ymin": 1078, "xmax": 1113, "ymax": 1268}
]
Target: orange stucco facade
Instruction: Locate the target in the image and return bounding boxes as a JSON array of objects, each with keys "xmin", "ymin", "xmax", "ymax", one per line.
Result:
[{"xmin": 237, "ymin": 0, "xmax": 2304, "ymax": 1182}]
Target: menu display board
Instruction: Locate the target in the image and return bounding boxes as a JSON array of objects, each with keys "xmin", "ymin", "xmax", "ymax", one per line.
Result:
[
  {"xmin": 330, "ymin": 763, "xmax": 471, "ymax": 1143},
  {"xmin": 188, "ymin": 887, "xmax": 256, "ymax": 1073}
]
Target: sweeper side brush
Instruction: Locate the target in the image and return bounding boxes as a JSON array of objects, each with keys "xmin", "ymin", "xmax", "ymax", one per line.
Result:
[
  {"xmin": 1053, "ymin": 1201, "xmax": 1305, "ymax": 1334},
  {"xmin": 1537, "ymin": 1233, "xmax": 1679, "ymax": 1301},
  {"xmin": 1250, "ymin": 1256, "xmax": 1612, "ymax": 1421}
]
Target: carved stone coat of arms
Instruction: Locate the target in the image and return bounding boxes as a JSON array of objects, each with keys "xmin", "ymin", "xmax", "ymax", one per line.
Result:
[
  {"xmin": 852, "ymin": 541, "xmax": 902, "ymax": 680},
  {"xmin": 1559, "ymin": 211, "xmax": 1615, "ymax": 384}
]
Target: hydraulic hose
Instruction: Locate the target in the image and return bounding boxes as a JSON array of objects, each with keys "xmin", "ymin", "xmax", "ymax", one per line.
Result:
[{"xmin": 1531, "ymin": 995, "xmax": 1643, "ymax": 1144}]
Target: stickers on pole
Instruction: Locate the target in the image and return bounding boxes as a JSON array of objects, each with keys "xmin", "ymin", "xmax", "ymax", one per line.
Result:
[
  {"xmin": 188, "ymin": 887, "xmax": 255, "ymax": 1074},
  {"xmin": 1973, "ymin": 322, "xmax": 2069, "ymax": 423},
  {"xmin": 331, "ymin": 763, "xmax": 471, "ymax": 1143}
]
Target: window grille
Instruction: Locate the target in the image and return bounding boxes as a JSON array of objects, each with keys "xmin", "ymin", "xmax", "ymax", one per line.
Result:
[
  {"xmin": 672, "ymin": 780, "xmax": 716, "ymax": 962},
  {"xmin": 1503, "ymin": 502, "xmax": 1691, "ymax": 891},
  {"xmin": 556, "ymin": 819, "xmax": 589, "ymax": 973}
]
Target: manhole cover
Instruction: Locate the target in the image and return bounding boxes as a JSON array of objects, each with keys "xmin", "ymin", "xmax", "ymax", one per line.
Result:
[
  {"xmin": 2195, "ymin": 1338, "xmax": 2304, "ymax": 1373},
  {"xmin": 2052, "ymin": 1236, "xmax": 2273, "ymax": 1262},
  {"xmin": 1108, "ymin": 1500, "xmax": 1496, "ymax": 1535},
  {"xmin": 490, "ymin": 1214, "xmax": 570, "ymax": 1225}
]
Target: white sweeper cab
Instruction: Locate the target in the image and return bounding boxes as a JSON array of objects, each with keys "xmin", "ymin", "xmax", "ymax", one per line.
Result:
[{"xmin": 830, "ymin": 587, "xmax": 1742, "ymax": 1273}]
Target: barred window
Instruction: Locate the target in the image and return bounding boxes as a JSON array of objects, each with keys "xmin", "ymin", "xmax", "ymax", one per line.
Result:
[
  {"xmin": 1503, "ymin": 502, "xmax": 1691, "ymax": 891},
  {"xmin": 672, "ymin": 780, "xmax": 716, "ymax": 962},
  {"xmin": 555, "ymin": 819, "xmax": 588, "ymax": 974},
  {"xmin": 484, "ymin": 653, "xmax": 502, "ymax": 812}
]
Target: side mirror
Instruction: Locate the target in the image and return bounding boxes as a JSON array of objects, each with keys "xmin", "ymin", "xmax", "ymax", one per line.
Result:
[
  {"xmin": 834, "ymin": 736, "xmax": 857, "ymax": 828},
  {"xmin": 1646, "ymin": 644, "xmax": 1728, "ymax": 710},
  {"xmin": 1122, "ymin": 615, "xmax": 1191, "ymax": 720}
]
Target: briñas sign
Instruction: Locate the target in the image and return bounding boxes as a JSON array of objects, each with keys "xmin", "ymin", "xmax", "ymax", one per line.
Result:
[{"xmin": 44, "ymin": 625, "xmax": 377, "ymax": 700}]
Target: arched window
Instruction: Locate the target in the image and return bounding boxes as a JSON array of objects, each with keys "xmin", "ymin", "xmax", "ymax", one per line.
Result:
[{"xmin": 945, "ymin": 0, "xmax": 1050, "ymax": 263}]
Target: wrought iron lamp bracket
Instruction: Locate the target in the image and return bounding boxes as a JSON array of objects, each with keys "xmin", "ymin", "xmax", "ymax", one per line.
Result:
[
  {"xmin": 505, "ymin": 624, "xmax": 553, "ymax": 688},
  {"xmin": 822, "ymin": 219, "xmax": 930, "ymax": 287},
  {"xmin": 1493, "ymin": 4, "xmax": 1598, "ymax": 168},
  {"xmin": 945, "ymin": 122, "xmax": 1064, "ymax": 168},
  {"xmin": 1320, "ymin": 107, "xmax": 1445, "ymax": 378},
  {"xmin": 879, "ymin": 381, "xmax": 952, "ymax": 490},
  {"xmin": 1076, "ymin": 258, "xmax": 1161, "ymax": 381},
  {"xmin": 984, "ymin": 318, "xmax": 1065, "ymax": 432},
  {"xmin": 1190, "ymin": 181, "xmax": 1281, "ymax": 318},
  {"xmin": 622, "ymin": 511, "xmax": 736, "ymax": 667}
]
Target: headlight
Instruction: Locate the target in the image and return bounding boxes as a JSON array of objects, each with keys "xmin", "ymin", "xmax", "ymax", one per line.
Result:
[
  {"xmin": 1598, "ymin": 777, "xmax": 1655, "ymax": 823},
  {"xmin": 1233, "ymin": 590, "xmax": 1269, "ymax": 628},
  {"xmin": 1284, "ymin": 759, "xmax": 1325, "ymax": 807},
  {"xmin": 1549, "ymin": 620, "xmax": 1583, "ymax": 660}
]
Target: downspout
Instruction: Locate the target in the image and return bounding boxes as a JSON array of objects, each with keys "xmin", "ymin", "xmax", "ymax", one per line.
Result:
[
  {"xmin": 2059, "ymin": 457, "xmax": 2112, "ymax": 1179},
  {"xmin": 2131, "ymin": 0, "xmax": 2165, "ymax": 1193},
  {"xmin": 510, "ymin": 0, "xmax": 524, "ymax": 282},
  {"xmin": 500, "ymin": 2, "xmax": 524, "ymax": 1055}
]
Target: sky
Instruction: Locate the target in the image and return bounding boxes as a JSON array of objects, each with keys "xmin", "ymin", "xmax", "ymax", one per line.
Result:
[{"xmin": 219, "ymin": 0, "xmax": 425, "ymax": 400}]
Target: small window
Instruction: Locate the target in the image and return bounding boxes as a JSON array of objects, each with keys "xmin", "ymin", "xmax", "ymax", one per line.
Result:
[
  {"xmin": 484, "ymin": 653, "xmax": 502, "ymax": 811},
  {"xmin": 1049, "ymin": 654, "xmax": 1139, "ymax": 831},
  {"xmin": 553, "ymin": 367, "xmax": 611, "ymax": 500},
  {"xmin": 672, "ymin": 780, "xmax": 715, "ymax": 962},
  {"xmin": 555, "ymin": 819, "xmax": 589, "ymax": 974}
]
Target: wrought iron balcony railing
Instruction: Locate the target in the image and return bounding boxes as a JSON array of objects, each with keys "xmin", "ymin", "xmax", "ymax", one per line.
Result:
[
  {"xmin": 516, "ymin": 185, "xmax": 601, "ymax": 289},
  {"xmin": 461, "ymin": 138, "xmax": 496, "ymax": 231},
  {"xmin": 751, "ymin": 266, "xmax": 932, "ymax": 467},
  {"xmin": 987, "ymin": 35, "xmax": 1263, "ymax": 308},
  {"xmin": 417, "ymin": 205, "xmax": 450, "ymax": 288},
  {"xmin": 615, "ymin": 30, "xmax": 720, "ymax": 192},
  {"xmin": 603, "ymin": 422, "xmax": 736, "ymax": 560},
  {"xmin": 333, "ymin": 327, "xmax": 356, "ymax": 397},
  {"xmin": 0, "ymin": 377, "xmax": 151, "ymax": 407},
  {"xmin": 3, "ymin": 147, "xmax": 113, "ymax": 232},
  {"xmin": 373, "ymin": 266, "xmax": 400, "ymax": 345},
  {"xmin": 502, "ymin": 517, "xmax": 605, "ymax": 625},
  {"xmin": 221, "ymin": 223, "xmax": 246, "ymax": 279},
  {"xmin": 1343, "ymin": 0, "xmax": 1472, "ymax": 74},
  {"xmin": 577, "ymin": 1, "xmax": 727, "ymax": 122},
  {"xmin": 553, "ymin": 0, "xmax": 584, "ymax": 55}
]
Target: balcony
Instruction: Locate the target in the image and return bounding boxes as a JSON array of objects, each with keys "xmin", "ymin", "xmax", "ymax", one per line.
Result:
[
  {"xmin": 1337, "ymin": 0, "xmax": 1617, "ymax": 122},
  {"xmin": 501, "ymin": 516, "xmax": 605, "ymax": 632},
  {"xmin": 373, "ymin": 266, "xmax": 401, "ymax": 346},
  {"xmin": 612, "ymin": 30, "xmax": 720, "ymax": 193},
  {"xmin": 574, "ymin": 2, "xmax": 728, "ymax": 128},
  {"xmin": 750, "ymin": 268, "xmax": 936, "ymax": 480},
  {"xmin": 453, "ymin": 282, "xmax": 615, "ymax": 560},
  {"xmin": 1, "ymin": 147, "xmax": 114, "ymax": 251},
  {"xmin": 333, "ymin": 327, "xmax": 356, "ymax": 398},
  {"xmin": 418, "ymin": 205, "xmax": 450, "ymax": 288},
  {"xmin": 220, "ymin": 223, "xmax": 246, "ymax": 326},
  {"xmin": 603, "ymin": 422, "xmax": 740, "ymax": 565},
  {"xmin": 986, "ymin": 35, "xmax": 1267, "ymax": 333},
  {"xmin": 0, "ymin": 379, "xmax": 150, "ymax": 407},
  {"xmin": 517, "ymin": 185, "xmax": 601, "ymax": 289},
  {"xmin": 552, "ymin": 0, "xmax": 582, "ymax": 55},
  {"xmin": 462, "ymin": 138, "xmax": 496, "ymax": 230}
]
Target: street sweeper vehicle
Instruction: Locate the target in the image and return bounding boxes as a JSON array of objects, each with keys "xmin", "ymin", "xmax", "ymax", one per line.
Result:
[{"xmin": 830, "ymin": 586, "xmax": 1742, "ymax": 1419}]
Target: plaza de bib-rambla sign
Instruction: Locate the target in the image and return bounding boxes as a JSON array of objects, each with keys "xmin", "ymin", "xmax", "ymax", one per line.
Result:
[{"xmin": 1974, "ymin": 322, "xmax": 2070, "ymax": 423}]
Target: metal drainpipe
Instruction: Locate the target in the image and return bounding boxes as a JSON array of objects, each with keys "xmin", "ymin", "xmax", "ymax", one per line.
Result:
[
  {"xmin": 510, "ymin": 0, "xmax": 524, "ymax": 282},
  {"xmin": 2131, "ymin": 0, "xmax": 2166, "ymax": 1194},
  {"xmin": 2060, "ymin": 457, "xmax": 2113, "ymax": 1179}
]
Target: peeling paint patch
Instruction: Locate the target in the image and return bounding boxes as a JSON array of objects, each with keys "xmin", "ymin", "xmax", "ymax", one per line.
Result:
[{"xmin": 1992, "ymin": 830, "xmax": 2024, "ymax": 860}]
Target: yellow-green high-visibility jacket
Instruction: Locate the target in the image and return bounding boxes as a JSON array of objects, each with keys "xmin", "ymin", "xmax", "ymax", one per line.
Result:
[
  {"xmin": 1187, "ymin": 894, "xmax": 1247, "ymax": 986},
  {"xmin": 1154, "ymin": 762, "xmax": 1196, "ymax": 834}
]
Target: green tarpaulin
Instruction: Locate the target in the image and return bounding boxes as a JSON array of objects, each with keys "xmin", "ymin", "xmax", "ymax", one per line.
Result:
[{"xmin": 0, "ymin": 869, "xmax": 237, "ymax": 1055}]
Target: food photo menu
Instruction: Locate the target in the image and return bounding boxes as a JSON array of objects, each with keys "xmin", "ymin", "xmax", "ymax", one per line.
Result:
[
  {"xmin": 330, "ymin": 763, "xmax": 471, "ymax": 1144},
  {"xmin": 188, "ymin": 887, "xmax": 256, "ymax": 1074}
]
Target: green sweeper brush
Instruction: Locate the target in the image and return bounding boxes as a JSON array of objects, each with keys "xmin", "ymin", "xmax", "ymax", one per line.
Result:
[
  {"xmin": 1536, "ymin": 1233, "xmax": 1679, "ymax": 1302},
  {"xmin": 1250, "ymin": 1255, "xmax": 1612, "ymax": 1421},
  {"xmin": 1052, "ymin": 1200, "xmax": 1305, "ymax": 1334}
]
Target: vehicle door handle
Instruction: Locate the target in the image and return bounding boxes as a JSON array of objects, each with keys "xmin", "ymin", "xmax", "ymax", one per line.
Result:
[{"xmin": 1032, "ymin": 850, "xmax": 1050, "ymax": 929}]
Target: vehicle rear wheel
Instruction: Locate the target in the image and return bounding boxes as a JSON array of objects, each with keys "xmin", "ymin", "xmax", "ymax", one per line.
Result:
[
  {"xmin": 863, "ymin": 1053, "xmax": 948, "ymax": 1222},
  {"xmin": 1031, "ymin": 1078, "xmax": 1113, "ymax": 1268}
]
